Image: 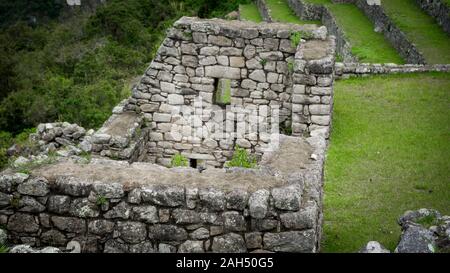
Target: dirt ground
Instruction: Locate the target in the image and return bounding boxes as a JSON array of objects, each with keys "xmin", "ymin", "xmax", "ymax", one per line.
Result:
[{"xmin": 33, "ymin": 136, "xmax": 314, "ymax": 192}]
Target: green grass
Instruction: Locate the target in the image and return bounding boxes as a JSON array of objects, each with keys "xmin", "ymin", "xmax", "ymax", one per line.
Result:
[
  {"xmin": 327, "ymin": 4, "xmax": 404, "ymax": 63},
  {"xmin": 266, "ymin": 0, "xmax": 321, "ymax": 24},
  {"xmin": 239, "ymin": 3, "xmax": 263, "ymax": 22},
  {"xmin": 323, "ymin": 73, "xmax": 450, "ymax": 253},
  {"xmin": 382, "ymin": 0, "xmax": 450, "ymax": 64}
]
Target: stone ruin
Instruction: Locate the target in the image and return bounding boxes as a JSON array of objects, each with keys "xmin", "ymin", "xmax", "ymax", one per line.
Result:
[{"xmin": 0, "ymin": 17, "xmax": 336, "ymax": 253}]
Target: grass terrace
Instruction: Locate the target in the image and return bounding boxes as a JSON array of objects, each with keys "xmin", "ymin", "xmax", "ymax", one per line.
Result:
[
  {"xmin": 239, "ymin": 3, "xmax": 263, "ymax": 22},
  {"xmin": 266, "ymin": 0, "xmax": 321, "ymax": 24},
  {"xmin": 302, "ymin": 1, "xmax": 404, "ymax": 63},
  {"xmin": 322, "ymin": 73, "xmax": 450, "ymax": 252},
  {"xmin": 382, "ymin": 0, "xmax": 450, "ymax": 64}
]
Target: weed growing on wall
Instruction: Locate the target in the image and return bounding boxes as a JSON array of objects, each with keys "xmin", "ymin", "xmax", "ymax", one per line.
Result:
[
  {"xmin": 171, "ymin": 153, "xmax": 189, "ymax": 167},
  {"xmin": 225, "ymin": 146, "xmax": 257, "ymax": 168}
]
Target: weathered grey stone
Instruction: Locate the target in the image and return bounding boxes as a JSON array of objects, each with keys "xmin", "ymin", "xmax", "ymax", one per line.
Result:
[
  {"xmin": 199, "ymin": 188, "xmax": 226, "ymax": 211},
  {"xmin": 40, "ymin": 246, "xmax": 62, "ymax": 253},
  {"xmin": 7, "ymin": 213, "xmax": 39, "ymax": 233},
  {"xmin": 226, "ymin": 189, "xmax": 248, "ymax": 210},
  {"xmin": 398, "ymin": 208, "xmax": 442, "ymax": 229},
  {"xmin": 104, "ymin": 201, "xmax": 131, "ymax": 219},
  {"xmin": 280, "ymin": 205, "xmax": 317, "ymax": 230},
  {"xmin": 41, "ymin": 229, "xmax": 67, "ymax": 246},
  {"xmin": 172, "ymin": 209, "xmax": 201, "ymax": 224},
  {"xmin": 158, "ymin": 243, "xmax": 177, "ymax": 253},
  {"xmin": 141, "ymin": 185, "xmax": 185, "ymax": 207},
  {"xmin": 249, "ymin": 70, "xmax": 266, "ymax": 83},
  {"xmin": 259, "ymin": 51, "xmax": 284, "ymax": 61},
  {"xmin": 181, "ymin": 43, "xmax": 198, "ymax": 55},
  {"xmin": 17, "ymin": 177, "xmax": 49, "ymax": 197},
  {"xmin": 0, "ymin": 192, "xmax": 12, "ymax": 207},
  {"xmin": 9, "ymin": 245, "xmax": 38, "ymax": 253},
  {"xmin": 0, "ymin": 173, "xmax": 29, "ymax": 193},
  {"xmin": 223, "ymin": 211, "xmax": 246, "ymax": 232},
  {"xmin": 248, "ymin": 189, "xmax": 270, "ymax": 219},
  {"xmin": 200, "ymin": 46, "xmax": 219, "ymax": 55},
  {"xmin": 70, "ymin": 198, "xmax": 99, "ymax": 218},
  {"xmin": 395, "ymin": 225, "xmax": 436, "ymax": 253},
  {"xmin": 117, "ymin": 221, "xmax": 147, "ymax": 244},
  {"xmin": 359, "ymin": 241, "xmax": 390, "ymax": 253},
  {"xmin": 132, "ymin": 205, "xmax": 159, "ymax": 224},
  {"xmin": 272, "ymin": 184, "xmax": 302, "ymax": 211},
  {"xmin": 88, "ymin": 219, "xmax": 115, "ymax": 235},
  {"xmin": 127, "ymin": 188, "xmax": 142, "ymax": 204},
  {"xmin": 199, "ymin": 56, "xmax": 217, "ymax": 66},
  {"xmin": 208, "ymin": 35, "xmax": 232, "ymax": 46},
  {"xmin": 104, "ymin": 239, "xmax": 128, "ymax": 253},
  {"xmin": 92, "ymin": 183, "xmax": 124, "ymax": 199},
  {"xmin": 51, "ymin": 216, "xmax": 86, "ymax": 233},
  {"xmin": 219, "ymin": 47, "xmax": 243, "ymax": 56},
  {"xmin": 178, "ymin": 240, "xmax": 205, "ymax": 253},
  {"xmin": 190, "ymin": 227, "xmax": 210, "ymax": 240},
  {"xmin": 48, "ymin": 195, "xmax": 71, "ymax": 214},
  {"xmin": 168, "ymin": 94, "xmax": 185, "ymax": 105},
  {"xmin": 251, "ymin": 218, "xmax": 278, "ymax": 231},
  {"xmin": 230, "ymin": 56, "xmax": 245, "ymax": 68},
  {"xmin": 241, "ymin": 79, "xmax": 257, "ymax": 90},
  {"xmin": 279, "ymin": 39, "xmax": 296, "ymax": 53},
  {"xmin": 149, "ymin": 224, "xmax": 187, "ymax": 241},
  {"xmin": 55, "ymin": 176, "xmax": 91, "ymax": 197},
  {"xmin": 212, "ymin": 233, "xmax": 246, "ymax": 253},
  {"xmin": 246, "ymin": 58, "xmax": 263, "ymax": 69},
  {"xmin": 0, "ymin": 228, "xmax": 7, "ymax": 245},
  {"xmin": 263, "ymin": 230, "xmax": 316, "ymax": 252},
  {"xmin": 245, "ymin": 232, "xmax": 262, "ymax": 249},
  {"xmin": 182, "ymin": 55, "xmax": 198, "ymax": 67},
  {"xmin": 205, "ymin": 65, "xmax": 241, "ymax": 79},
  {"xmin": 18, "ymin": 196, "xmax": 46, "ymax": 213}
]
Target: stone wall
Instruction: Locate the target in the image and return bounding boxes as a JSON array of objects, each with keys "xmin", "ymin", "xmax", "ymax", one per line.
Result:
[
  {"xmin": 416, "ymin": 0, "xmax": 450, "ymax": 34},
  {"xmin": 0, "ymin": 134, "xmax": 327, "ymax": 253},
  {"xmin": 335, "ymin": 62, "xmax": 450, "ymax": 79},
  {"xmin": 256, "ymin": 0, "xmax": 273, "ymax": 22},
  {"xmin": 123, "ymin": 17, "xmax": 333, "ymax": 168}
]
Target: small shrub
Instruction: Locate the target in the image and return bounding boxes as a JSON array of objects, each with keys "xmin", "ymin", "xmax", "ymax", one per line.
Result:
[
  {"xmin": 171, "ymin": 153, "xmax": 188, "ymax": 167},
  {"xmin": 287, "ymin": 59, "xmax": 294, "ymax": 73},
  {"xmin": 0, "ymin": 245, "xmax": 9, "ymax": 253},
  {"xmin": 290, "ymin": 32, "xmax": 302, "ymax": 48},
  {"xmin": 260, "ymin": 58, "xmax": 267, "ymax": 66},
  {"xmin": 96, "ymin": 195, "xmax": 108, "ymax": 206},
  {"xmin": 225, "ymin": 146, "xmax": 257, "ymax": 168}
]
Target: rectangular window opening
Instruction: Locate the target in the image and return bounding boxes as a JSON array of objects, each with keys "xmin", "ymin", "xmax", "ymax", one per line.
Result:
[
  {"xmin": 213, "ymin": 78, "xmax": 231, "ymax": 107},
  {"xmin": 190, "ymin": 158, "xmax": 197, "ymax": 169}
]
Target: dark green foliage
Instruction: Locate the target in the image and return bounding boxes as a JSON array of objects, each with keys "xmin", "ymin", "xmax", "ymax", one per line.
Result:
[
  {"xmin": 225, "ymin": 146, "xmax": 257, "ymax": 168},
  {"xmin": 0, "ymin": 0, "xmax": 249, "ymax": 170}
]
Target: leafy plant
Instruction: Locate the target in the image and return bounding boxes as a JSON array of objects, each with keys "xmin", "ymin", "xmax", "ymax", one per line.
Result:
[
  {"xmin": 225, "ymin": 146, "xmax": 257, "ymax": 168},
  {"xmin": 0, "ymin": 245, "xmax": 9, "ymax": 253},
  {"xmin": 259, "ymin": 58, "xmax": 267, "ymax": 66},
  {"xmin": 287, "ymin": 59, "xmax": 294, "ymax": 73},
  {"xmin": 171, "ymin": 153, "xmax": 188, "ymax": 167},
  {"xmin": 96, "ymin": 195, "xmax": 108, "ymax": 206},
  {"xmin": 290, "ymin": 31, "xmax": 302, "ymax": 48}
]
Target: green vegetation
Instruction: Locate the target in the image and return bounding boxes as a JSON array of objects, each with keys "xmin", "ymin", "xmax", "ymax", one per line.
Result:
[
  {"xmin": 0, "ymin": 244, "xmax": 9, "ymax": 253},
  {"xmin": 225, "ymin": 146, "xmax": 257, "ymax": 168},
  {"xmin": 96, "ymin": 195, "xmax": 108, "ymax": 206},
  {"xmin": 266, "ymin": 0, "xmax": 321, "ymax": 24},
  {"xmin": 0, "ymin": 0, "xmax": 249, "ymax": 171},
  {"xmin": 239, "ymin": 3, "xmax": 263, "ymax": 22},
  {"xmin": 287, "ymin": 59, "xmax": 294, "ymax": 73},
  {"xmin": 260, "ymin": 58, "xmax": 268, "ymax": 66},
  {"xmin": 11, "ymin": 152, "xmax": 58, "ymax": 174},
  {"xmin": 326, "ymin": 4, "xmax": 404, "ymax": 63},
  {"xmin": 415, "ymin": 214, "xmax": 443, "ymax": 229},
  {"xmin": 171, "ymin": 153, "xmax": 189, "ymax": 167},
  {"xmin": 323, "ymin": 73, "xmax": 450, "ymax": 252},
  {"xmin": 382, "ymin": 0, "xmax": 450, "ymax": 64}
]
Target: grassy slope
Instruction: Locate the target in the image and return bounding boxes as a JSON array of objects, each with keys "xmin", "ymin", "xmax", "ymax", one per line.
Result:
[
  {"xmin": 323, "ymin": 73, "xmax": 450, "ymax": 252},
  {"xmin": 382, "ymin": 0, "xmax": 450, "ymax": 64},
  {"xmin": 239, "ymin": 3, "xmax": 263, "ymax": 22},
  {"xmin": 266, "ymin": 0, "xmax": 321, "ymax": 24},
  {"xmin": 327, "ymin": 4, "xmax": 404, "ymax": 64},
  {"xmin": 303, "ymin": 1, "xmax": 403, "ymax": 63}
]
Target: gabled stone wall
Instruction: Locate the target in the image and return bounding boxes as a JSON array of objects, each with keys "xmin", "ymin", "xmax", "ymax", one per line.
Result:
[{"xmin": 123, "ymin": 17, "xmax": 334, "ymax": 168}]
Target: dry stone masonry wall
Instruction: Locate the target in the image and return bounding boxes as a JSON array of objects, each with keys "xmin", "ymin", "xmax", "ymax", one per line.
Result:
[
  {"xmin": 122, "ymin": 17, "xmax": 334, "ymax": 168},
  {"xmin": 416, "ymin": 0, "xmax": 450, "ymax": 34}
]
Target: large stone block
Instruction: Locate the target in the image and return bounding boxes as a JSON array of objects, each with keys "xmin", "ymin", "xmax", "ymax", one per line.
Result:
[
  {"xmin": 248, "ymin": 189, "xmax": 270, "ymax": 219},
  {"xmin": 141, "ymin": 185, "xmax": 185, "ymax": 207},
  {"xmin": 263, "ymin": 230, "xmax": 316, "ymax": 252},
  {"xmin": 205, "ymin": 65, "xmax": 241, "ymax": 79},
  {"xmin": 212, "ymin": 233, "xmax": 246, "ymax": 253}
]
